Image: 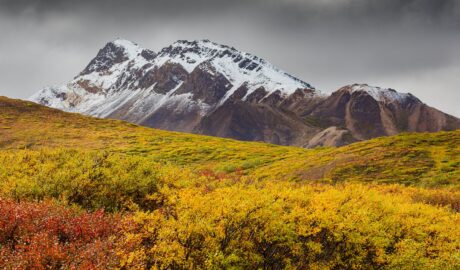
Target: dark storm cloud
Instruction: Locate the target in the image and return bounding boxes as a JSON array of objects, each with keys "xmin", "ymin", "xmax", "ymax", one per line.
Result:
[
  {"xmin": 0, "ymin": 0, "xmax": 459, "ymax": 116},
  {"xmin": 2, "ymin": 0, "xmax": 459, "ymax": 19}
]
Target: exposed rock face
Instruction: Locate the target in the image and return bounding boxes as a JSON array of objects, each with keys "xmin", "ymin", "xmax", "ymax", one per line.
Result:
[
  {"xmin": 29, "ymin": 39, "xmax": 460, "ymax": 147},
  {"xmin": 196, "ymin": 96, "xmax": 319, "ymax": 145},
  {"xmin": 307, "ymin": 126, "xmax": 356, "ymax": 148}
]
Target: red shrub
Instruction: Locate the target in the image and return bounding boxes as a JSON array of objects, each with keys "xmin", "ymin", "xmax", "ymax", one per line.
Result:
[{"xmin": 0, "ymin": 199, "xmax": 122, "ymax": 269}]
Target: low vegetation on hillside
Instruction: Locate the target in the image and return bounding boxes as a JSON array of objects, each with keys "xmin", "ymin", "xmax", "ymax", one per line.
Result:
[{"xmin": 0, "ymin": 97, "xmax": 459, "ymax": 269}]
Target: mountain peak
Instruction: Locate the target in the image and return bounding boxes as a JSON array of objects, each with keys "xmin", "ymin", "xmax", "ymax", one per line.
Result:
[
  {"xmin": 110, "ymin": 38, "xmax": 144, "ymax": 58},
  {"xmin": 172, "ymin": 39, "xmax": 230, "ymax": 49},
  {"xmin": 80, "ymin": 39, "xmax": 155, "ymax": 76},
  {"xmin": 343, "ymin": 83, "xmax": 418, "ymax": 104},
  {"xmin": 156, "ymin": 38, "xmax": 315, "ymax": 95},
  {"xmin": 84, "ymin": 38, "xmax": 314, "ymax": 96},
  {"xmin": 162, "ymin": 39, "xmax": 268, "ymax": 68}
]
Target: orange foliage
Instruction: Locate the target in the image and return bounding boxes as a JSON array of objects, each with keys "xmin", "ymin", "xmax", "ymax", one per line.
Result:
[{"xmin": 0, "ymin": 199, "xmax": 122, "ymax": 269}]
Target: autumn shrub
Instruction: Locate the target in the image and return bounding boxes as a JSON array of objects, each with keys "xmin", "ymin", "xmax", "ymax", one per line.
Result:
[
  {"xmin": 0, "ymin": 198, "xmax": 123, "ymax": 269},
  {"xmin": 375, "ymin": 184, "xmax": 460, "ymax": 212},
  {"xmin": 117, "ymin": 183, "xmax": 460, "ymax": 270},
  {"xmin": 0, "ymin": 149, "xmax": 162, "ymax": 211}
]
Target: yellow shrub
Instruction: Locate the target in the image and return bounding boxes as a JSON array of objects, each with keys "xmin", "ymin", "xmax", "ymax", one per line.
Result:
[{"xmin": 117, "ymin": 183, "xmax": 460, "ymax": 269}]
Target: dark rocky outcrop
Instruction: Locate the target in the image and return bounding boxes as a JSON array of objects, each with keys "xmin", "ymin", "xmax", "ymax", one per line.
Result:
[{"xmin": 309, "ymin": 84, "xmax": 460, "ymax": 142}]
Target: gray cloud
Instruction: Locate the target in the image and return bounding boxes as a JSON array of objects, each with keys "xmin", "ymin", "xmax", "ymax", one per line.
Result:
[{"xmin": 0, "ymin": 0, "xmax": 459, "ymax": 116}]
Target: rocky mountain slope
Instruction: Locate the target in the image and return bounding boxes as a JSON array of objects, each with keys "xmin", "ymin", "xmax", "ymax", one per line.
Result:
[{"xmin": 30, "ymin": 39, "xmax": 460, "ymax": 147}]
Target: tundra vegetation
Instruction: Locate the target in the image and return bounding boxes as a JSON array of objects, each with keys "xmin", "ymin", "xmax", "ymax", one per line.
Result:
[{"xmin": 0, "ymin": 97, "xmax": 459, "ymax": 269}]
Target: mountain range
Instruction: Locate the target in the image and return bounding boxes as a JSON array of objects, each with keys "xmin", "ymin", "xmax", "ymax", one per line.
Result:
[{"xmin": 30, "ymin": 39, "xmax": 460, "ymax": 147}]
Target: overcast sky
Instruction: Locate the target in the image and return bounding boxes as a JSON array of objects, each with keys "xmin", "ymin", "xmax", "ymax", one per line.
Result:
[{"xmin": 1, "ymin": 0, "xmax": 459, "ymax": 116}]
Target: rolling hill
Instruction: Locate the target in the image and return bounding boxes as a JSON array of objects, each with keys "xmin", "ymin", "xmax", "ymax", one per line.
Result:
[{"xmin": 1, "ymin": 96, "xmax": 458, "ymax": 188}]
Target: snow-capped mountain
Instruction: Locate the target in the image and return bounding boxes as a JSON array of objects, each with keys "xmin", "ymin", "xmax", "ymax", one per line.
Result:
[
  {"xmin": 30, "ymin": 39, "xmax": 460, "ymax": 147},
  {"xmin": 31, "ymin": 39, "xmax": 315, "ymax": 119}
]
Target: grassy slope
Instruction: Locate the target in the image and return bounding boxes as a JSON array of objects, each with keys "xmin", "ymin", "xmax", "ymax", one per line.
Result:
[{"xmin": 1, "ymin": 96, "xmax": 459, "ymax": 188}]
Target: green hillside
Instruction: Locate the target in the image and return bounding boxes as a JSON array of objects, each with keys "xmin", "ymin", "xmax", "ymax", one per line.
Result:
[
  {"xmin": 0, "ymin": 96, "xmax": 459, "ymax": 269},
  {"xmin": 1, "ymin": 96, "xmax": 458, "ymax": 188}
]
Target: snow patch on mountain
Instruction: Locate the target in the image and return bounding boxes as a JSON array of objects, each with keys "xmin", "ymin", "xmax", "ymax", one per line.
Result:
[
  {"xmin": 29, "ymin": 86, "xmax": 67, "ymax": 109},
  {"xmin": 112, "ymin": 39, "xmax": 143, "ymax": 59},
  {"xmin": 153, "ymin": 40, "xmax": 315, "ymax": 103},
  {"xmin": 349, "ymin": 84, "xmax": 413, "ymax": 103}
]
